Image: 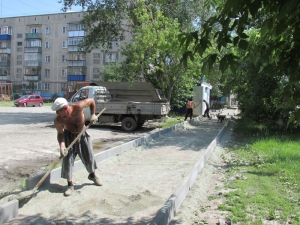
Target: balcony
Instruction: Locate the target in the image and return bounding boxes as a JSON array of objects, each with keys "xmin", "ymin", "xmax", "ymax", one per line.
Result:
[
  {"xmin": 24, "ymin": 47, "xmax": 42, "ymax": 53},
  {"xmin": 25, "ymin": 33, "xmax": 42, "ymax": 39},
  {"xmin": 68, "ymin": 46, "xmax": 86, "ymax": 52},
  {"xmin": 0, "ymin": 34, "xmax": 11, "ymax": 40},
  {"xmin": 0, "ymin": 75, "xmax": 10, "ymax": 81},
  {"xmin": 68, "ymin": 30, "xmax": 86, "ymax": 37},
  {"xmin": 0, "ymin": 48, "xmax": 11, "ymax": 54},
  {"xmin": 24, "ymin": 61, "xmax": 42, "ymax": 67},
  {"xmin": 67, "ymin": 75, "xmax": 86, "ymax": 81},
  {"xmin": 23, "ymin": 74, "xmax": 41, "ymax": 81},
  {"xmin": 0, "ymin": 62, "xmax": 10, "ymax": 67},
  {"xmin": 67, "ymin": 60, "xmax": 86, "ymax": 67},
  {"xmin": 24, "ymin": 68, "xmax": 41, "ymax": 75}
]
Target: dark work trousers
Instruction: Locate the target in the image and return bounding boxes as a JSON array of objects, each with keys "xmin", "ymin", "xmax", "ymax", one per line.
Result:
[
  {"xmin": 185, "ymin": 108, "xmax": 193, "ymax": 121},
  {"xmin": 61, "ymin": 128, "xmax": 97, "ymax": 179},
  {"xmin": 204, "ymin": 108, "xmax": 211, "ymax": 119}
]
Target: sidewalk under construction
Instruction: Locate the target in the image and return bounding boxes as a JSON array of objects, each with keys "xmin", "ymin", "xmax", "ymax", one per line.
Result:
[{"xmin": 1, "ymin": 108, "xmax": 237, "ymax": 225}]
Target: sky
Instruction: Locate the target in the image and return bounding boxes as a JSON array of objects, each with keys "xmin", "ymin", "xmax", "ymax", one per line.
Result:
[{"xmin": 0, "ymin": 0, "xmax": 83, "ymax": 18}]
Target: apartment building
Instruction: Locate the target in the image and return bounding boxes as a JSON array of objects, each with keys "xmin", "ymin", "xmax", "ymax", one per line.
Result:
[{"xmin": 0, "ymin": 12, "xmax": 130, "ymax": 99}]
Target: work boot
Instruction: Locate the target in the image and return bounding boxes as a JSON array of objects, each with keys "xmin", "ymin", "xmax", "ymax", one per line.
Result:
[
  {"xmin": 88, "ymin": 174, "xmax": 102, "ymax": 186},
  {"xmin": 64, "ymin": 185, "xmax": 74, "ymax": 197}
]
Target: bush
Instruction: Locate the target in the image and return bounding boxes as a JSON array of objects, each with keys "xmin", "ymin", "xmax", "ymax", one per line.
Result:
[
  {"xmin": 11, "ymin": 93, "xmax": 21, "ymax": 100},
  {"xmin": 51, "ymin": 93, "xmax": 59, "ymax": 102},
  {"xmin": 211, "ymin": 101, "xmax": 224, "ymax": 110}
]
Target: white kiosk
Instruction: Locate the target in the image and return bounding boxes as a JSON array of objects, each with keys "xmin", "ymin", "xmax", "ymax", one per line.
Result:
[{"xmin": 193, "ymin": 82, "xmax": 212, "ymax": 116}]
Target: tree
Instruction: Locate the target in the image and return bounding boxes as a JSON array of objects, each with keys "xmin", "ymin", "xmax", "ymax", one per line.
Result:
[
  {"xmin": 179, "ymin": 0, "xmax": 300, "ymax": 127},
  {"xmin": 61, "ymin": 0, "xmax": 208, "ymax": 108}
]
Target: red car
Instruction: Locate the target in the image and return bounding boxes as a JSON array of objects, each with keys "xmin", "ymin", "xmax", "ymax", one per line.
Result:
[{"xmin": 14, "ymin": 95, "xmax": 44, "ymax": 107}]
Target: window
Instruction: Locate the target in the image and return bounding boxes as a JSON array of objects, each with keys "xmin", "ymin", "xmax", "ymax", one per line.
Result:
[
  {"xmin": 61, "ymin": 83, "xmax": 67, "ymax": 91},
  {"xmin": 62, "ymin": 55, "xmax": 67, "ymax": 62},
  {"xmin": 17, "ymin": 42, "xmax": 22, "ymax": 46},
  {"xmin": 107, "ymin": 40, "xmax": 119, "ymax": 48},
  {"xmin": 17, "ymin": 47, "xmax": 22, "ymax": 52},
  {"xmin": 104, "ymin": 52, "xmax": 117, "ymax": 63},
  {"xmin": 0, "ymin": 26, "xmax": 12, "ymax": 35},
  {"xmin": 17, "ymin": 34, "xmax": 22, "ymax": 38},
  {"xmin": 62, "ymin": 26, "xmax": 66, "ymax": 33},
  {"xmin": 17, "ymin": 55, "xmax": 22, "ymax": 60},
  {"xmin": 0, "ymin": 55, "xmax": 7, "ymax": 62},
  {"xmin": 45, "ymin": 42, "xmax": 50, "ymax": 49},
  {"xmin": 0, "ymin": 41, "xmax": 8, "ymax": 48},
  {"xmin": 45, "ymin": 69, "xmax": 50, "ymax": 77},
  {"xmin": 16, "ymin": 68, "xmax": 22, "ymax": 78},
  {"xmin": 45, "ymin": 28, "xmax": 51, "ymax": 35},
  {"xmin": 93, "ymin": 59, "xmax": 100, "ymax": 64},
  {"xmin": 24, "ymin": 53, "xmax": 40, "ymax": 60},
  {"xmin": 45, "ymin": 56, "xmax": 50, "ymax": 63},
  {"xmin": 0, "ymin": 69, "xmax": 8, "ymax": 75},
  {"xmin": 68, "ymin": 37, "xmax": 83, "ymax": 45},
  {"xmin": 93, "ymin": 53, "xmax": 100, "ymax": 58},
  {"xmin": 62, "ymin": 40, "xmax": 67, "ymax": 48},
  {"xmin": 25, "ymin": 40, "xmax": 42, "ymax": 48},
  {"xmin": 17, "ymin": 61, "xmax": 22, "ymax": 65},
  {"xmin": 93, "ymin": 68, "xmax": 100, "ymax": 73},
  {"xmin": 93, "ymin": 74, "xmax": 100, "ymax": 79},
  {"xmin": 93, "ymin": 68, "xmax": 100, "ymax": 79},
  {"xmin": 31, "ymin": 28, "xmax": 40, "ymax": 34},
  {"xmin": 37, "ymin": 82, "xmax": 42, "ymax": 91},
  {"xmin": 44, "ymin": 83, "xmax": 49, "ymax": 90},
  {"xmin": 61, "ymin": 69, "xmax": 67, "ymax": 77}
]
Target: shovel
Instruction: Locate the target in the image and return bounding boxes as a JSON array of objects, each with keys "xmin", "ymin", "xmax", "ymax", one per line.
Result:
[{"xmin": 0, "ymin": 108, "xmax": 106, "ymax": 203}]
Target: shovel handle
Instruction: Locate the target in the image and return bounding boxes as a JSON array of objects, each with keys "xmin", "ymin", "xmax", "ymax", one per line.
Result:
[{"xmin": 32, "ymin": 108, "xmax": 106, "ymax": 193}]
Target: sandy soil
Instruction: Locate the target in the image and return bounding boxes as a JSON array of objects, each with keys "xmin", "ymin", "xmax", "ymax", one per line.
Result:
[
  {"xmin": 0, "ymin": 106, "xmax": 236, "ymax": 225},
  {"xmin": 0, "ymin": 106, "xmax": 164, "ymax": 197},
  {"xmin": 170, "ymin": 120, "xmax": 234, "ymax": 225}
]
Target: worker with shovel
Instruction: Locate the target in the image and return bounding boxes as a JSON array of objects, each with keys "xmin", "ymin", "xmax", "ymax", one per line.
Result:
[
  {"xmin": 203, "ymin": 99, "xmax": 211, "ymax": 120},
  {"xmin": 52, "ymin": 97, "xmax": 102, "ymax": 196},
  {"xmin": 184, "ymin": 100, "xmax": 196, "ymax": 121}
]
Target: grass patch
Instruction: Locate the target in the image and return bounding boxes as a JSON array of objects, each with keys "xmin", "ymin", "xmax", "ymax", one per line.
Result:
[
  {"xmin": 222, "ymin": 118, "xmax": 300, "ymax": 224},
  {"xmin": 0, "ymin": 100, "xmax": 52, "ymax": 107},
  {"xmin": 155, "ymin": 115, "xmax": 184, "ymax": 129}
]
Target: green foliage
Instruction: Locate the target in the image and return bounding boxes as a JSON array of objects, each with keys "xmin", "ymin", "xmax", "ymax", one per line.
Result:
[
  {"xmin": 21, "ymin": 81, "xmax": 35, "ymax": 94},
  {"xmin": 61, "ymin": 0, "xmax": 216, "ymax": 110},
  {"xmin": 211, "ymin": 101, "xmax": 223, "ymax": 110},
  {"xmin": 12, "ymin": 93, "xmax": 20, "ymax": 100},
  {"xmin": 101, "ymin": 62, "xmax": 135, "ymax": 82},
  {"xmin": 155, "ymin": 115, "xmax": 183, "ymax": 129},
  {"xmin": 51, "ymin": 93, "xmax": 59, "ymax": 102},
  {"xmin": 179, "ymin": 0, "xmax": 300, "ymax": 126},
  {"xmin": 0, "ymin": 101, "xmax": 53, "ymax": 107}
]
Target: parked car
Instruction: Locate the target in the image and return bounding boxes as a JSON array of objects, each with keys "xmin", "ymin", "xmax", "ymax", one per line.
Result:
[{"xmin": 14, "ymin": 95, "xmax": 44, "ymax": 107}]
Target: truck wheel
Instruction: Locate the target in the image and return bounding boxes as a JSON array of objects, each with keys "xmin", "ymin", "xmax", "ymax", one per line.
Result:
[{"xmin": 122, "ymin": 117, "xmax": 137, "ymax": 132}]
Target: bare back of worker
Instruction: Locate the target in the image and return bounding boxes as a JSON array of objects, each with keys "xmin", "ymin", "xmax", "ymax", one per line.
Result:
[{"xmin": 186, "ymin": 101, "xmax": 195, "ymax": 109}]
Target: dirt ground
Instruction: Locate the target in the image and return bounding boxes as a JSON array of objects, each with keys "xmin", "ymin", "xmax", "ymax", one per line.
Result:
[
  {"xmin": 0, "ymin": 106, "xmax": 165, "ymax": 197},
  {"xmin": 0, "ymin": 106, "xmax": 236, "ymax": 225},
  {"xmin": 170, "ymin": 120, "xmax": 234, "ymax": 225}
]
